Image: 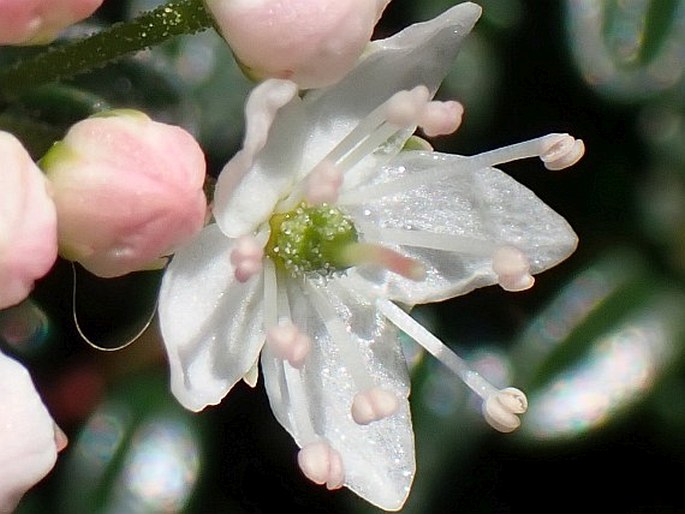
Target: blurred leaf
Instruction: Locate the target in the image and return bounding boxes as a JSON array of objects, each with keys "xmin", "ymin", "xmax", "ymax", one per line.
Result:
[
  {"xmin": 512, "ymin": 250, "xmax": 685, "ymax": 443},
  {"xmin": 58, "ymin": 371, "xmax": 205, "ymax": 514},
  {"xmin": 565, "ymin": 0, "xmax": 685, "ymax": 100}
]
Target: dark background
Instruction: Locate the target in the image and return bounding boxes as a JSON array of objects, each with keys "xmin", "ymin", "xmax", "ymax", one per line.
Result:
[{"xmin": 3, "ymin": 1, "xmax": 685, "ymax": 513}]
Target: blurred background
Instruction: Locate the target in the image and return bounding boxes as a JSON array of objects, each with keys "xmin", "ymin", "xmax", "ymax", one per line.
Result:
[{"xmin": 2, "ymin": 0, "xmax": 685, "ymax": 512}]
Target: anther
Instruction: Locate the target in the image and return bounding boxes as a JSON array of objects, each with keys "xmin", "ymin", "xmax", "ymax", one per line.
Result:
[
  {"xmin": 384, "ymin": 86, "xmax": 431, "ymax": 128},
  {"xmin": 492, "ymin": 246, "xmax": 535, "ymax": 292},
  {"xmin": 482, "ymin": 387, "xmax": 528, "ymax": 433},
  {"xmin": 230, "ymin": 235, "xmax": 264, "ymax": 282},
  {"xmin": 540, "ymin": 134, "xmax": 585, "ymax": 171},
  {"xmin": 266, "ymin": 320, "xmax": 311, "ymax": 368},
  {"xmin": 305, "ymin": 160, "xmax": 344, "ymax": 204},
  {"xmin": 297, "ymin": 441, "xmax": 345, "ymax": 490},
  {"xmin": 351, "ymin": 387, "xmax": 400, "ymax": 425},
  {"xmin": 419, "ymin": 100, "xmax": 464, "ymax": 137}
]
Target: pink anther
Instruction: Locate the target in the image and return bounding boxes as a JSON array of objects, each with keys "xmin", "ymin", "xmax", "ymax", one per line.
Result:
[
  {"xmin": 305, "ymin": 160, "xmax": 344, "ymax": 204},
  {"xmin": 266, "ymin": 321, "xmax": 311, "ymax": 368},
  {"xmin": 230, "ymin": 235, "xmax": 264, "ymax": 282},
  {"xmin": 492, "ymin": 246, "xmax": 534, "ymax": 292},
  {"xmin": 419, "ymin": 100, "xmax": 464, "ymax": 137},
  {"xmin": 540, "ymin": 134, "xmax": 585, "ymax": 171},
  {"xmin": 384, "ymin": 86, "xmax": 431, "ymax": 128},
  {"xmin": 297, "ymin": 441, "xmax": 345, "ymax": 490},
  {"xmin": 351, "ymin": 387, "xmax": 400, "ymax": 425}
]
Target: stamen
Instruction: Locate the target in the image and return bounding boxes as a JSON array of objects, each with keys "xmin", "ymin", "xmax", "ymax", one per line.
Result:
[
  {"xmin": 298, "ymin": 441, "xmax": 345, "ymax": 490},
  {"xmin": 231, "ymin": 235, "xmax": 264, "ymax": 283},
  {"xmin": 264, "ymin": 262, "xmax": 318, "ymax": 444},
  {"xmin": 305, "ymin": 160, "xmax": 344, "ymax": 204},
  {"xmin": 492, "ymin": 246, "xmax": 535, "ymax": 292},
  {"xmin": 339, "ymin": 133, "xmax": 585, "ymax": 206},
  {"xmin": 341, "ymin": 242, "xmax": 426, "ymax": 281},
  {"xmin": 377, "ymin": 299, "xmax": 528, "ymax": 432},
  {"xmin": 266, "ymin": 320, "xmax": 311, "ymax": 368},
  {"xmin": 285, "ymin": 86, "xmax": 436, "ymax": 209},
  {"xmin": 351, "ymin": 387, "xmax": 400, "ymax": 425},
  {"xmin": 360, "ymin": 224, "xmax": 497, "ymax": 254}
]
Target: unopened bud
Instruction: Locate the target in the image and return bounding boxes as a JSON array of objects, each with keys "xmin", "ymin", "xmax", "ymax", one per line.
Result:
[
  {"xmin": 0, "ymin": 350, "xmax": 60, "ymax": 512},
  {"xmin": 0, "ymin": 132, "xmax": 58, "ymax": 310},
  {"xmin": 205, "ymin": 0, "xmax": 391, "ymax": 88},
  {"xmin": 42, "ymin": 110, "xmax": 208, "ymax": 278}
]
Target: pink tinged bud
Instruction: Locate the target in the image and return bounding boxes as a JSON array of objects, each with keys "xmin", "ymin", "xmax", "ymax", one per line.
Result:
[
  {"xmin": 205, "ymin": 0, "xmax": 391, "ymax": 88},
  {"xmin": 0, "ymin": 350, "xmax": 64, "ymax": 512},
  {"xmin": 0, "ymin": 132, "xmax": 58, "ymax": 310},
  {"xmin": 42, "ymin": 110, "xmax": 208, "ymax": 278},
  {"xmin": 297, "ymin": 441, "xmax": 345, "ymax": 490},
  {"xmin": 351, "ymin": 387, "xmax": 400, "ymax": 425},
  {"xmin": 0, "ymin": 0, "xmax": 103, "ymax": 46}
]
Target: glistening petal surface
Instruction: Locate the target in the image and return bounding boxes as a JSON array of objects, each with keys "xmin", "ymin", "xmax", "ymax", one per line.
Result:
[
  {"xmin": 340, "ymin": 151, "xmax": 578, "ymax": 305},
  {"xmin": 261, "ymin": 277, "xmax": 414, "ymax": 510},
  {"xmin": 158, "ymin": 224, "xmax": 265, "ymax": 411},
  {"xmin": 297, "ymin": 3, "xmax": 483, "ymax": 187}
]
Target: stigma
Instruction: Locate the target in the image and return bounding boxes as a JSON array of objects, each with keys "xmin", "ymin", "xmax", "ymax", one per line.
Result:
[{"xmin": 266, "ymin": 203, "xmax": 359, "ymax": 277}]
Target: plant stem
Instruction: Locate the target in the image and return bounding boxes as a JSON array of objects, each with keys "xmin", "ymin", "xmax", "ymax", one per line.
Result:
[{"xmin": 0, "ymin": 0, "xmax": 214, "ymax": 103}]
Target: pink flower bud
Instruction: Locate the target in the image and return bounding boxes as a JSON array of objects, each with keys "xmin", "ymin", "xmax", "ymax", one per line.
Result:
[
  {"xmin": 0, "ymin": 350, "xmax": 65, "ymax": 512},
  {"xmin": 0, "ymin": 0, "xmax": 103, "ymax": 46},
  {"xmin": 205, "ymin": 0, "xmax": 392, "ymax": 88},
  {"xmin": 42, "ymin": 110, "xmax": 208, "ymax": 278},
  {"xmin": 0, "ymin": 132, "xmax": 58, "ymax": 310}
]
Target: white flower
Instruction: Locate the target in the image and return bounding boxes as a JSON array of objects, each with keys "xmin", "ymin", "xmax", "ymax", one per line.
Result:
[
  {"xmin": 0, "ymin": 350, "xmax": 66, "ymax": 513},
  {"xmin": 158, "ymin": 3, "xmax": 584, "ymax": 510}
]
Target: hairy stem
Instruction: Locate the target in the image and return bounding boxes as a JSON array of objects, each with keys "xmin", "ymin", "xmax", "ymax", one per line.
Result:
[{"xmin": 0, "ymin": 0, "xmax": 214, "ymax": 103}]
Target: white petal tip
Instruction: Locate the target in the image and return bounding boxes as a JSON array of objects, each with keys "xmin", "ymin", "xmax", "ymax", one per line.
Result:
[
  {"xmin": 298, "ymin": 442, "xmax": 345, "ymax": 490},
  {"xmin": 482, "ymin": 387, "xmax": 528, "ymax": 433}
]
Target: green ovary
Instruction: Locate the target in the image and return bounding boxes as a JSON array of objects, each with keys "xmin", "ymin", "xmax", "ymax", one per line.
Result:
[{"xmin": 266, "ymin": 203, "xmax": 358, "ymax": 276}]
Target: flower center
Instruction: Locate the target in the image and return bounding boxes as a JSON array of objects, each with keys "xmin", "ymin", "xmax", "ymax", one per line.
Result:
[{"xmin": 266, "ymin": 203, "xmax": 358, "ymax": 276}]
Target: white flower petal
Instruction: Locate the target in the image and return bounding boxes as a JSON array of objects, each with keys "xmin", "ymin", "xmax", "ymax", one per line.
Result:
[
  {"xmin": 214, "ymin": 3, "xmax": 482, "ymax": 237},
  {"xmin": 261, "ymin": 277, "xmax": 414, "ymax": 511},
  {"xmin": 295, "ymin": 3, "xmax": 482, "ymax": 181},
  {"xmin": 158, "ymin": 224, "xmax": 265, "ymax": 411},
  {"xmin": 341, "ymin": 151, "xmax": 578, "ymax": 305},
  {"xmin": 213, "ymin": 79, "xmax": 303, "ymax": 237},
  {"xmin": 0, "ymin": 351, "xmax": 58, "ymax": 513}
]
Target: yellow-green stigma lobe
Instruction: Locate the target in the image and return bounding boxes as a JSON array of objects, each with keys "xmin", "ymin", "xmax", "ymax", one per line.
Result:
[{"xmin": 267, "ymin": 203, "xmax": 358, "ymax": 276}]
